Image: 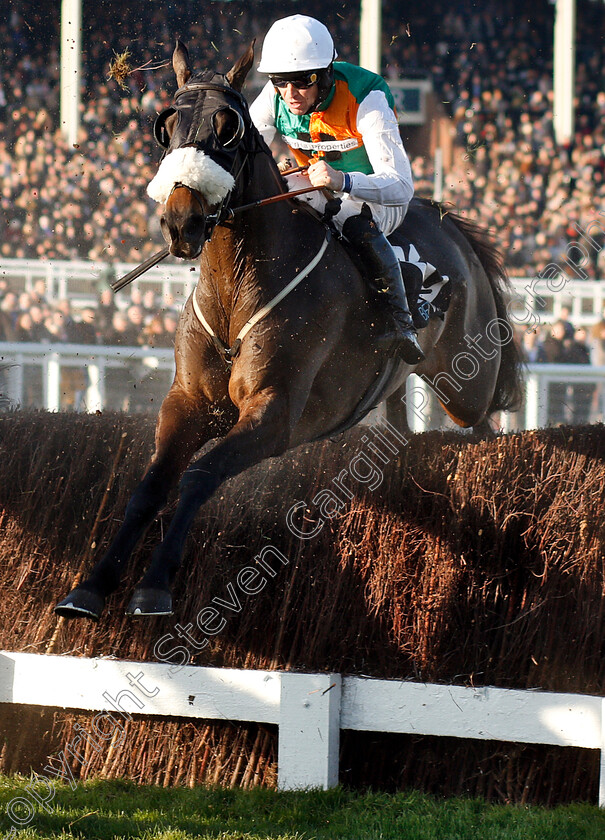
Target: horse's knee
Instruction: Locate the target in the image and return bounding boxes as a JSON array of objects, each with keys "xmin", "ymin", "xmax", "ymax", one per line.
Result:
[
  {"xmin": 124, "ymin": 471, "xmax": 169, "ymax": 520},
  {"xmin": 178, "ymin": 465, "xmax": 217, "ymax": 502}
]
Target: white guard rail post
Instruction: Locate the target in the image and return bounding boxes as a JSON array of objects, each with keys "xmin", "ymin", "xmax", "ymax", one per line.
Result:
[
  {"xmin": 278, "ymin": 672, "xmax": 341, "ymax": 790},
  {"xmin": 3, "ymin": 344, "xmax": 605, "ymax": 428},
  {"xmin": 0, "ymin": 652, "xmax": 604, "ymax": 803}
]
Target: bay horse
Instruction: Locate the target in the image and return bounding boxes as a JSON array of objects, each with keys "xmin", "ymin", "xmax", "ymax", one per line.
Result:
[{"xmin": 55, "ymin": 42, "xmax": 523, "ymax": 620}]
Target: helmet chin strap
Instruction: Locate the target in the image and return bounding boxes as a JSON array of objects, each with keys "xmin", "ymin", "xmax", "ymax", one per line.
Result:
[{"xmin": 314, "ymin": 63, "xmax": 335, "ymax": 110}]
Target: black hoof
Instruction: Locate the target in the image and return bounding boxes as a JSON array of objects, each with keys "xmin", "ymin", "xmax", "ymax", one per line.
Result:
[
  {"xmin": 126, "ymin": 588, "xmax": 173, "ymax": 617},
  {"xmin": 54, "ymin": 588, "xmax": 105, "ymax": 621}
]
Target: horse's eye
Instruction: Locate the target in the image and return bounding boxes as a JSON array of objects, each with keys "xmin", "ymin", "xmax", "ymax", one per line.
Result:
[
  {"xmin": 153, "ymin": 108, "xmax": 177, "ymax": 149},
  {"xmin": 213, "ymin": 108, "xmax": 245, "ymax": 150}
]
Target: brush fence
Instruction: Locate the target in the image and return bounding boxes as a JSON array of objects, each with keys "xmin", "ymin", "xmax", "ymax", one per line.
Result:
[{"xmin": 1, "ymin": 651, "xmax": 604, "ymax": 805}]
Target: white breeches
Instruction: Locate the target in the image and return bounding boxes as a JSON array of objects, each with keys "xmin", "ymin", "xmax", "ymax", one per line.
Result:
[{"xmin": 285, "ymin": 172, "xmax": 407, "ymax": 236}]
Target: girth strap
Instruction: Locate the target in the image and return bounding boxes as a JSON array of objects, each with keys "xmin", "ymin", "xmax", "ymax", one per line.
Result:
[{"xmin": 192, "ymin": 231, "xmax": 331, "ymax": 365}]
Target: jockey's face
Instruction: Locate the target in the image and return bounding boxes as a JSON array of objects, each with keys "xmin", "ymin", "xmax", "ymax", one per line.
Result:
[{"xmin": 276, "ymin": 82, "xmax": 319, "ymax": 116}]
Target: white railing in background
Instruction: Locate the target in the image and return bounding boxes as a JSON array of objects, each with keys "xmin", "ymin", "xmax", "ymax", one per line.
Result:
[
  {"xmin": 404, "ymin": 366, "xmax": 605, "ymax": 432},
  {"xmin": 1, "ymin": 257, "xmax": 603, "ymax": 326},
  {"xmin": 0, "ymin": 342, "xmax": 174, "ymax": 413},
  {"xmin": 0, "ymin": 258, "xmax": 198, "ymax": 306},
  {"xmin": 1, "ymin": 342, "xmax": 604, "ymax": 430},
  {"xmin": 0, "ymin": 651, "xmax": 603, "ymax": 803},
  {"xmin": 507, "ymin": 277, "xmax": 605, "ymax": 328}
]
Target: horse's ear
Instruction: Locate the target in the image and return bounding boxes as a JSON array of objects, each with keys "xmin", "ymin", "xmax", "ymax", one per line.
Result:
[
  {"xmin": 226, "ymin": 41, "xmax": 255, "ymax": 92},
  {"xmin": 173, "ymin": 40, "xmax": 191, "ymax": 89}
]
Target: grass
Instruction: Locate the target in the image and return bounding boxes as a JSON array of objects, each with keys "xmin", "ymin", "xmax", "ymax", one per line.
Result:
[{"xmin": 1, "ymin": 776, "xmax": 605, "ymax": 840}]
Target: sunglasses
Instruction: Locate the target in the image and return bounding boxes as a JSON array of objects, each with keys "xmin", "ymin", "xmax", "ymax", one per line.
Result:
[{"xmin": 270, "ymin": 72, "xmax": 319, "ymax": 91}]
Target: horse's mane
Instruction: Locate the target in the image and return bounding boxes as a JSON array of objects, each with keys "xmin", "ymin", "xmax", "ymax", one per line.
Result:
[{"xmin": 415, "ymin": 198, "xmax": 508, "ymax": 287}]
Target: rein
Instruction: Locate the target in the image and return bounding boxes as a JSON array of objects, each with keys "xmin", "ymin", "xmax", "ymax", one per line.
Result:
[
  {"xmin": 110, "ymin": 76, "xmax": 335, "ymax": 365},
  {"xmin": 192, "ymin": 230, "xmax": 331, "ymax": 365},
  {"xmin": 110, "ymin": 178, "xmax": 325, "ymax": 293}
]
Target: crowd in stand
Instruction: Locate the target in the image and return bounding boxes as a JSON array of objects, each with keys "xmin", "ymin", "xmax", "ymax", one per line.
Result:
[
  {"xmin": 0, "ymin": 274, "xmax": 179, "ymax": 348},
  {"xmin": 381, "ymin": 2, "xmax": 605, "ymax": 278},
  {"xmin": 1, "ymin": 0, "xmax": 605, "ymax": 405},
  {"xmin": 516, "ymin": 308, "xmax": 605, "ymax": 424},
  {"xmin": 2, "ymin": 1, "xmax": 603, "ymax": 272}
]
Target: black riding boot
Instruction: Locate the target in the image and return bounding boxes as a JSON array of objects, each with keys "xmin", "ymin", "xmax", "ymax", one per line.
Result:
[{"xmin": 342, "ymin": 211, "xmax": 425, "ymax": 365}]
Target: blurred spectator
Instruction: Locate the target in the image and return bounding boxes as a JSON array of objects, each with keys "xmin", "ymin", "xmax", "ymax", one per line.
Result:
[
  {"xmin": 126, "ymin": 304, "xmax": 146, "ymax": 345},
  {"xmin": 536, "ymin": 320, "xmax": 568, "ymax": 425},
  {"xmin": 140, "ymin": 313, "xmax": 166, "ymax": 348},
  {"xmin": 0, "ymin": 292, "xmax": 19, "ymax": 333},
  {"xmin": 96, "ymin": 287, "xmax": 118, "ymax": 334},
  {"xmin": 536, "ymin": 320, "xmax": 567, "ymax": 364},
  {"xmin": 30, "ymin": 279, "xmax": 48, "ymax": 307},
  {"xmin": 29, "ymin": 304, "xmax": 52, "ymax": 342},
  {"xmin": 558, "ymin": 304, "xmax": 575, "ymax": 340},
  {"xmin": 45, "ymin": 310, "xmax": 69, "ymax": 342},
  {"xmin": 105, "ymin": 310, "xmax": 140, "ymax": 346},
  {"xmin": 158, "ymin": 310, "xmax": 178, "ymax": 347},
  {"xmin": 142, "ymin": 289, "xmax": 159, "ymax": 319},
  {"xmin": 565, "ymin": 325, "xmax": 596, "ymax": 424},
  {"xmin": 519, "ymin": 327, "xmax": 542, "ymax": 363},
  {"xmin": 14, "ymin": 311, "xmax": 34, "ymax": 342},
  {"xmin": 0, "ymin": 309, "xmax": 14, "ymax": 341},
  {"xmin": 55, "ymin": 299, "xmax": 75, "ymax": 334},
  {"xmin": 67, "ymin": 306, "xmax": 99, "ymax": 344}
]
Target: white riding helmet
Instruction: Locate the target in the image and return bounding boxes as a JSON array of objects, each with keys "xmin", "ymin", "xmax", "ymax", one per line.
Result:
[{"xmin": 257, "ymin": 14, "xmax": 337, "ymax": 74}]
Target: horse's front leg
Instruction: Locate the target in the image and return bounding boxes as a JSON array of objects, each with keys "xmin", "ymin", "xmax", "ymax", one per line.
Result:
[
  {"xmin": 55, "ymin": 386, "xmax": 232, "ymax": 620},
  {"xmin": 126, "ymin": 386, "xmax": 291, "ymax": 616}
]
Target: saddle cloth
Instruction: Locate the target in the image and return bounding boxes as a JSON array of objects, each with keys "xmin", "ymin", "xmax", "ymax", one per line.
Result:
[{"xmin": 390, "ymin": 238, "xmax": 452, "ymax": 328}]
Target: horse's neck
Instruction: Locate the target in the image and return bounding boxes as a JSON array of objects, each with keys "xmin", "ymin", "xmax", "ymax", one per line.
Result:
[
  {"xmin": 245, "ymin": 148, "xmax": 286, "ymax": 204},
  {"xmin": 200, "ymin": 155, "xmax": 316, "ymax": 317}
]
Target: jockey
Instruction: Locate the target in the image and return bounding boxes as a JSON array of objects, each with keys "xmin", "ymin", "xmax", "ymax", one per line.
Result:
[{"xmin": 250, "ymin": 14, "xmax": 425, "ymax": 365}]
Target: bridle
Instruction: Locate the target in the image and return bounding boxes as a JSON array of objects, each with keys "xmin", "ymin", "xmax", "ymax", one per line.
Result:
[
  {"xmin": 111, "ymin": 76, "xmax": 326, "ymax": 293},
  {"xmin": 156, "ymin": 74, "xmax": 331, "ymax": 239},
  {"xmin": 155, "ymin": 74, "xmax": 265, "ymax": 242}
]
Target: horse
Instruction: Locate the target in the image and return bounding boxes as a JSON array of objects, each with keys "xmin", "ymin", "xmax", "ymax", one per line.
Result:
[{"xmin": 55, "ymin": 42, "xmax": 524, "ymax": 620}]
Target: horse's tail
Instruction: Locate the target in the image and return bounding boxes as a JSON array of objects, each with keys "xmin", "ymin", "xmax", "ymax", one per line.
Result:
[{"xmin": 444, "ymin": 208, "xmax": 525, "ymax": 414}]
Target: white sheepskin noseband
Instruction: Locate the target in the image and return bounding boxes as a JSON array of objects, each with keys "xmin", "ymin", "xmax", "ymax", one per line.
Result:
[{"xmin": 147, "ymin": 147, "xmax": 235, "ymax": 206}]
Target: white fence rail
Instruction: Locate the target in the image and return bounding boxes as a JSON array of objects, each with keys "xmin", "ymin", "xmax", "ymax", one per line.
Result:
[
  {"xmin": 0, "ymin": 258, "xmax": 198, "ymax": 308},
  {"xmin": 405, "ymin": 365, "xmax": 605, "ymax": 432},
  {"xmin": 1, "ymin": 257, "xmax": 603, "ymax": 326},
  {"xmin": 0, "ymin": 342, "xmax": 174, "ymax": 413},
  {"xmin": 508, "ymin": 277, "xmax": 605, "ymax": 328},
  {"xmin": 1, "ymin": 341, "xmax": 605, "ymax": 429},
  {"xmin": 0, "ymin": 651, "xmax": 603, "ymax": 803}
]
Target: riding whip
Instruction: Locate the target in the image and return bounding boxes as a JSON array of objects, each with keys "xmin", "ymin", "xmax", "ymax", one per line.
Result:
[
  {"xmin": 108, "ymin": 179, "xmax": 323, "ymax": 293},
  {"xmin": 109, "ymin": 246, "xmax": 170, "ymax": 293}
]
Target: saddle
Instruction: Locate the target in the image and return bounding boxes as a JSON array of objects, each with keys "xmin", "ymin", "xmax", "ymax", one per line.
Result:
[
  {"xmin": 302, "ymin": 199, "xmax": 452, "ymax": 329},
  {"xmin": 389, "ymin": 232, "xmax": 452, "ymax": 329},
  {"xmin": 341, "ymin": 228, "xmax": 452, "ymax": 330}
]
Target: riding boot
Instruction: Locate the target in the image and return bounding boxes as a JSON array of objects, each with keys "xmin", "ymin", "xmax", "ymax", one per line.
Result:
[
  {"xmin": 342, "ymin": 210, "xmax": 425, "ymax": 365},
  {"xmin": 399, "ymin": 261, "xmax": 430, "ymax": 329}
]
